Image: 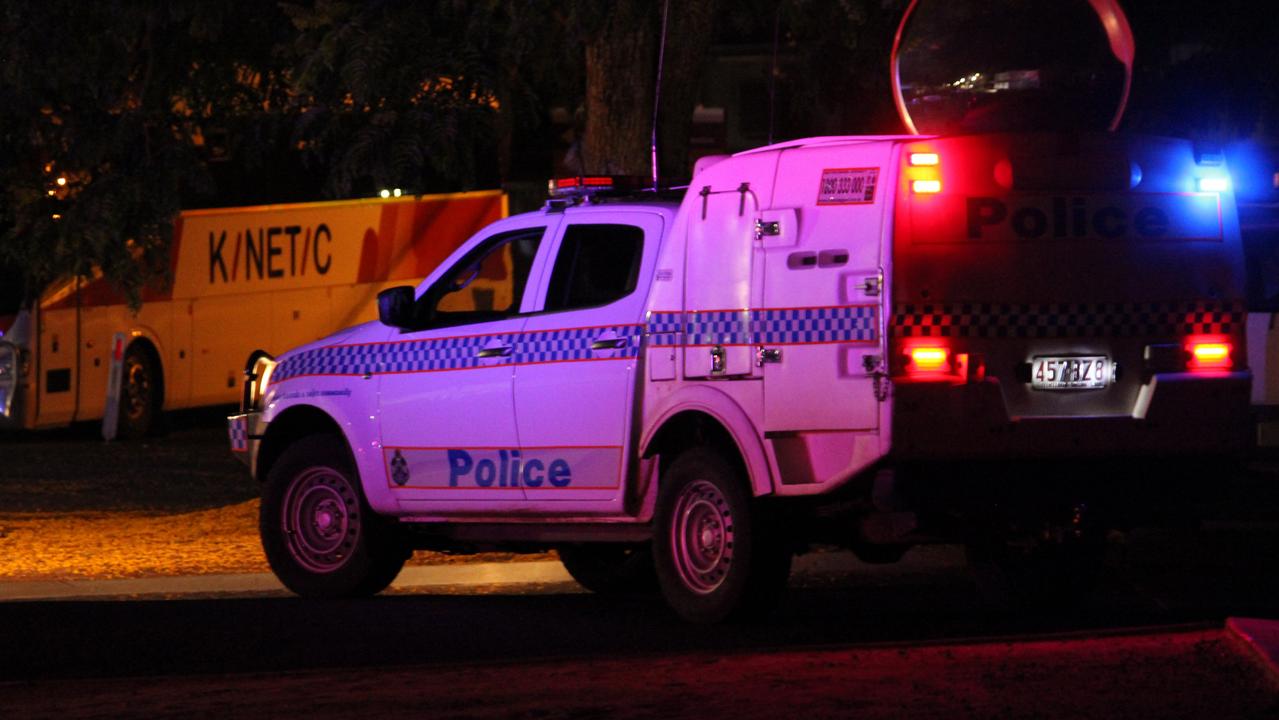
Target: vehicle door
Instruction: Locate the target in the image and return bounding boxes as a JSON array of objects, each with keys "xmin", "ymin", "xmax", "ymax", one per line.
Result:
[
  {"xmin": 379, "ymin": 219, "xmax": 556, "ymax": 513},
  {"xmin": 513, "ymin": 211, "xmax": 664, "ymax": 513},
  {"xmin": 758, "ymin": 146, "xmax": 892, "ymax": 434}
]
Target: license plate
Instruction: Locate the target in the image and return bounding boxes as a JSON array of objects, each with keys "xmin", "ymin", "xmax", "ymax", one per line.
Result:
[{"xmin": 1031, "ymin": 356, "xmax": 1110, "ymax": 390}]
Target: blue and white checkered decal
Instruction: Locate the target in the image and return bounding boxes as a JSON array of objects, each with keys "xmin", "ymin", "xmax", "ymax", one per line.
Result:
[
  {"xmin": 269, "ymin": 306, "xmax": 880, "ymax": 384},
  {"xmin": 753, "ymin": 306, "xmax": 878, "ymax": 345},
  {"xmin": 516, "ymin": 325, "xmax": 643, "ymax": 364},
  {"xmin": 271, "ymin": 325, "xmax": 643, "ymax": 383},
  {"xmin": 673, "ymin": 305, "xmax": 879, "ymax": 347},
  {"xmin": 686, "ymin": 310, "xmax": 754, "ymax": 346},
  {"xmin": 646, "ymin": 312, "xmax": 683, "ymax": 347},
  {"xmin": 228, "ymin": 417, "xmax": 249, "ymax": 452}
]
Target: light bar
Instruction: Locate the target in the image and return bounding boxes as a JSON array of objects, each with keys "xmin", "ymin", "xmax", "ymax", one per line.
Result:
[
  {"xmin": 909, "ymin": 152, "xmax": 939, "ymax": 166},
  {"xmin": 548, "ymin": 176, "xmax": 626, "ymax": 197},
  {"xmin": 912, "ymin": 179, "xmax": 942, "ymax": 194}
]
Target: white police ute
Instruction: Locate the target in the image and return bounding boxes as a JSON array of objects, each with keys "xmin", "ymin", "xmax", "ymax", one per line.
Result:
[{"xmin": 228, "ymin": 0, "xmax": 1253, "ymax": 621}]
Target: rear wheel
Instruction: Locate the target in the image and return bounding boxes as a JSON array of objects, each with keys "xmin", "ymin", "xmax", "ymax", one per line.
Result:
[
  {"xmin": 558, "ymin": 543, "xmax": 657, "ymax": 594},
  {"xmin": 118, "ymin": 344, "xmax": 159, "ymax": 440},
  {"xmin": 261, "ymin": 434, "xmax": 409, "ymax": 597},
  {"xmin": 653, "ymin": 448, "xmax": 792, "ymax": 623}
]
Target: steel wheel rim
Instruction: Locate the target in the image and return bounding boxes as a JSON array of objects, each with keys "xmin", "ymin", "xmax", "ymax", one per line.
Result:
[
  {"xmin": 123, "ymin": 355, "xmax": 151, "ymax": 421},
  {"xmin": 282, "ymin": 467, "xmax": 360, "ymax": 573},
  {"xmin": 670, "ymin": 479, "xmax": 733, "ymax": 594}
]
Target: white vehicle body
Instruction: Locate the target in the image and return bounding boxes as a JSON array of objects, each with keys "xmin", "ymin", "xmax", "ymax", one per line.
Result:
[{"xmin": 231, "ymin": 131, "xmax": 1252, "ymax": 620}]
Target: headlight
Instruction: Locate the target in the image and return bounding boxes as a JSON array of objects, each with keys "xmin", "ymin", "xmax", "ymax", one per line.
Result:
[{"xmin": 242, "ymin": 350, "xmax": 276, "ymax": 412}]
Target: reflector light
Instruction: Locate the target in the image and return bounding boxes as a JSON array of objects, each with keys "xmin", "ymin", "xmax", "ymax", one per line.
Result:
[
  {"xmin": 1197, "ymin": 176, "xmax": 1230, "ymax": 193},
  {"xmin": 1189, "ymin": 341, "xmax": 1232, "ymax": 369},
  {"xmin": 909, "ymin": 152, "xmax": 940, "ymax": 166},
  {"xmin": 909, "ymin": 346, "xmax": 949, "ymax": 372},
  {"xmin": 912, "ymin": 179, "xmax": 942, "ymax": 194}
]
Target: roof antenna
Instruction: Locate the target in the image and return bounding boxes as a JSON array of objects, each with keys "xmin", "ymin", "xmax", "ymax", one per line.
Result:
[
  {"xmin": 650, "ymin": 0, "xmax": 671, "ymax": 191},
  {"xmin": 768, "ymin": 4, "xmax": 781, "ymax": 146}
]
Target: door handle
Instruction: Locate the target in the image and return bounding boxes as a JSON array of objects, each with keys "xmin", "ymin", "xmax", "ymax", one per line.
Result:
[
  {"xmin": 591, "ymin": 337, "xmax": 629, "ymax": 350},
  {"xmin": 476, "ymin": 346, "xmax": 512, "ymax": 358}
]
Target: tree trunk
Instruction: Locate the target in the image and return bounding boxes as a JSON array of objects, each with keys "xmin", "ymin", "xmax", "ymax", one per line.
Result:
[
  {"xmin": 581, "ymin": 0, "xmax": 716, "ymax": 181},
  {"xmin": 582, "ymin": 1, "xmax": 655, "ymax": 176}
]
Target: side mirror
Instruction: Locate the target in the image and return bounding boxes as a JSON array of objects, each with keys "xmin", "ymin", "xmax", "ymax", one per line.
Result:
[{"xmin": 377, "ymin": 286, "xmax": 417, "ymax": 329}]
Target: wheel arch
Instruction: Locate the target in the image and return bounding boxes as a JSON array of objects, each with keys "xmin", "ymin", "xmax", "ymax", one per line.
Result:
[
  {"xmin": 640, "ymin": 390, "xmax": 775, "ymax": 497},
  {"xmin": 256, "ymin": 404, "xmax": 352, "ymax": 484}
]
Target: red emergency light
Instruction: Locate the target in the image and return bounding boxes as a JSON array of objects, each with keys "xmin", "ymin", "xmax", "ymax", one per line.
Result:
[{"xmin": 548, "ymin": 175, "xmax": 648, "ymax": 198}]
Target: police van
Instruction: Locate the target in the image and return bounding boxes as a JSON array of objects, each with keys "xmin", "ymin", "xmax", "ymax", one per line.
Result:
[{"xmin": 228, "ymin": 1, "xmax": 1253, "ymax": 621}]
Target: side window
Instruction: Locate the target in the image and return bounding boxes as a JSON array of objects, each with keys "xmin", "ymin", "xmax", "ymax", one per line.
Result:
[
  {"xmin": 417, "ymin": 227, "xmax": 543, "ymax": 328},
  {"xmin": 544, "ymin": 224, "xmax": 644, "ymax": 313}
]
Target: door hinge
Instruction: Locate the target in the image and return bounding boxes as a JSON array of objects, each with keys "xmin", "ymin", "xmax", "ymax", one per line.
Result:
[{"xmin": 862, "ymin": 275, "xmax": 882, "ymax": 296}]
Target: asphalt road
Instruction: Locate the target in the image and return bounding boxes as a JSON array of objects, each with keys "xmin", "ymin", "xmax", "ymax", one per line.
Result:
[
  {"xmin": 2, "ymin": 411, "xmax": 1279, "ymax": 706},
  {"xmin": 3, "ymin": 531, "xmax": 1279, "ymax": 683}
]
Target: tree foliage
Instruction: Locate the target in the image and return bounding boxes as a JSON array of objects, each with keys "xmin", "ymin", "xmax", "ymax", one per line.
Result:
[
  {"xmin": 0, "ymin": 0, "xmax": 289, "ymax": 307},
  {"xmin": 1, "ymin": 0, "xmax": 1274, "ymax": 310}
]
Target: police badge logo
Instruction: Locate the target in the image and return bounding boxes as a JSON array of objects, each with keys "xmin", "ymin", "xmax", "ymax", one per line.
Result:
[{"xmin": 390, "ymin": 449, "xmax": 410, "ymax": 486}]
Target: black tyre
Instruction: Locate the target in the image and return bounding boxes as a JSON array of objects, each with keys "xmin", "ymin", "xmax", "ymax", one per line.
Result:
[
  {"xmin": 653, "ymin": 448, "xmax": 792, "ymax": 623},
  {"xmin": 558, "ymin": 543, "xmax": 657, "ymax": 595},
  {"xmin": 118, "ymin": 344, "xmax": 160, "ymax": 440},
  {"xmin": 261, "ymin": 434, "xmax": 410, "ymax": 597}
]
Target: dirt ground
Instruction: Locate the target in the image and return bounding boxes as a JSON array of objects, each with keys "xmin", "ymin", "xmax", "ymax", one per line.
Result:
[
  {"xmin": 0, "ymin": 410, "xmax": 547, "ymax": 581},
  {"xmin": 3, "ymin": 628, "xmax": 1276, "ymax": 720}
]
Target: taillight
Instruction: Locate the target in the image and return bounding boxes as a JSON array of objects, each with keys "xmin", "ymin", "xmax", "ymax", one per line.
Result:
[
  {"xmin": 906, "ymin": 149, "xmax": 942, "ymax": 194},
  {"xmin": 1188, "ymin": 341, "xmax": 1232, "ymax": 370},
  {"xmin": 910, "ymin": 346, "xmax": 949, "ymax": 371},
  {"xmin": 911, "ymin": 179, "xmax": 942, "ymax": 194}
]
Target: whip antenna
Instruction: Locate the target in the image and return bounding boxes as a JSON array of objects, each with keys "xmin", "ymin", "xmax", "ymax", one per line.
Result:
[{"xmin": 651, "ymin": 0, "xmax": 671, "ymax": 190}]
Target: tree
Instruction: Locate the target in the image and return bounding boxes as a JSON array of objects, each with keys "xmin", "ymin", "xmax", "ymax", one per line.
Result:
[{"xmin": 0, "ymin": 0, "xmax": 291, "ymax": 307}]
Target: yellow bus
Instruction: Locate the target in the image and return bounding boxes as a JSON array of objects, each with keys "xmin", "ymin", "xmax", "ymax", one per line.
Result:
[{"xmin": 0, "ymin": 191, "xmax": 505, "ymax": 438}]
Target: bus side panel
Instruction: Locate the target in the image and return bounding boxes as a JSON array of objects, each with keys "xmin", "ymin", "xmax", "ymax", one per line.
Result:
[
  {"xmin": 271, "ymin": 287, "xmax": 334, "ymax": 355},
  {"xmin": 191, "ymin": 293, "xmax": 269, "ymax": 406},
  {"xmin": 33, "ymin": 305, "xmax": 78, "ymax": 427}
]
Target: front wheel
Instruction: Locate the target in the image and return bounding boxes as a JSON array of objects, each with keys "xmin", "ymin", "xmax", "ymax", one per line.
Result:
[
  {"xmin": 261, "ymin": 434, "xmax": 410, "ymax": 597},
  {"xmin": 653, "ymin": 448, "xmax": 792, "ymax": 623}
]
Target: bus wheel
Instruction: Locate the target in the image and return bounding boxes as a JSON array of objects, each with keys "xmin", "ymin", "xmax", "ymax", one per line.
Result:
[
  {"xmin": 653, "ymin": 448, "xmax": 792, "ymax": 623},
  {"xmin": 558, "ymin": 543, "xmax": 657, "ymax": 594},
  {"xmin": 261, "ymin": 434, "xmax": 410, "ymax": 598},
  {"xmin": 118, "ymin": 344, "xmax": 159, "ymax": 440}
]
